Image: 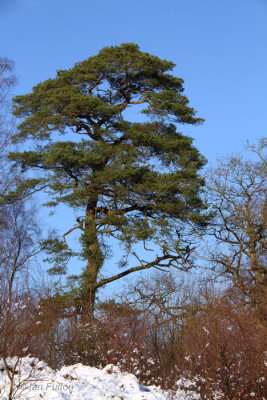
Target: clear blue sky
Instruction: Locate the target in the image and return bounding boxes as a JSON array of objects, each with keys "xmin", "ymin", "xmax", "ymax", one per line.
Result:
[
  {"xmin": 1, "ymin": 0, "xmax": 266, "ymax": 158},
  {"xmin": 1, "ymin": 0, "xmax": 266, "ymax": 296}
]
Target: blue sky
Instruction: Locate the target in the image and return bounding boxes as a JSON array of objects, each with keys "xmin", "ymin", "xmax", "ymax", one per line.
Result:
[
  {"xmin": 1, "ymin": 0, "xmax": 266, "ymax": 296},
  {"xmin": 1, "ymin": 0, "xmax": 266, "ymax": 158}
]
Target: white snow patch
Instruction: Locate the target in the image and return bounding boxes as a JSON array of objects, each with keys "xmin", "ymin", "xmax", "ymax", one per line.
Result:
[{"xmin": 0, "ymin": 356, "xmax": 203, "ymax": 400}]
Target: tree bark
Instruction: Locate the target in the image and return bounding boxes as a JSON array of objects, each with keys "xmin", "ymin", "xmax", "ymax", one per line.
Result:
[{"xmin": 80, "ymin": 193, "xmax": 103, "ymax": 320}]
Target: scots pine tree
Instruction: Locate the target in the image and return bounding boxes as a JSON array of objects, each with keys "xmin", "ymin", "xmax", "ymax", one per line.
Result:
[{"xmin": 10, "ymin": 43, "xmax": 209, "ymax": 316}]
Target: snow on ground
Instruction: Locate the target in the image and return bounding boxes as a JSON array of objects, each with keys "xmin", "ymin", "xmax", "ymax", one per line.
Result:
[{"xmin": 0, "ymin": 357, "xmax": 202, "ymax": 400}]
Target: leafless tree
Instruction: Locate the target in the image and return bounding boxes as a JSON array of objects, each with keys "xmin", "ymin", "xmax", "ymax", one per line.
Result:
[
  {"xmin": 204, "ymin": 139, "xmax": 266, "ymax": 325},
  {"xmin": 0, "ymin": 57, "xmax": 19, "ymax": 202},
  {"xmin": 0, "ymin": 57, "xmax": 43, "ymax": 399}
]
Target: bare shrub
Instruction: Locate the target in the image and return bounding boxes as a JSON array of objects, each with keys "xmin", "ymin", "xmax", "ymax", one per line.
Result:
[
  {"xmin": 120, "ymin": 272, "xmax": 266, "ymax": 397},
  {"xmin": 170, "ymin": 292, "xmax": 266, "ymax": 399}
]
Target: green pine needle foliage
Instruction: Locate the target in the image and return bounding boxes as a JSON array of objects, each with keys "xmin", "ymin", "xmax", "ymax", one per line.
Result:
[{"xmin": 10, "ymin": 43, "xmax": 210, "ymax": 308}]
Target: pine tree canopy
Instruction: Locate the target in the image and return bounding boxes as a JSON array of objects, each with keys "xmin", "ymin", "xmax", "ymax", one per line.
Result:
[{"xmin": 10, "ymin": 43, "xmax": 209, "ymax": 314}]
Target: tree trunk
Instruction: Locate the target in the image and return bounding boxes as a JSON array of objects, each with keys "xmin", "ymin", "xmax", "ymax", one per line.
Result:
[
  {"xmin": 248, "ymin": 230, "xmax": 267, "ymax": 327},
  {"xmin": 80, "ymin": 194, "xmax": 103, "ymax": 321}
]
